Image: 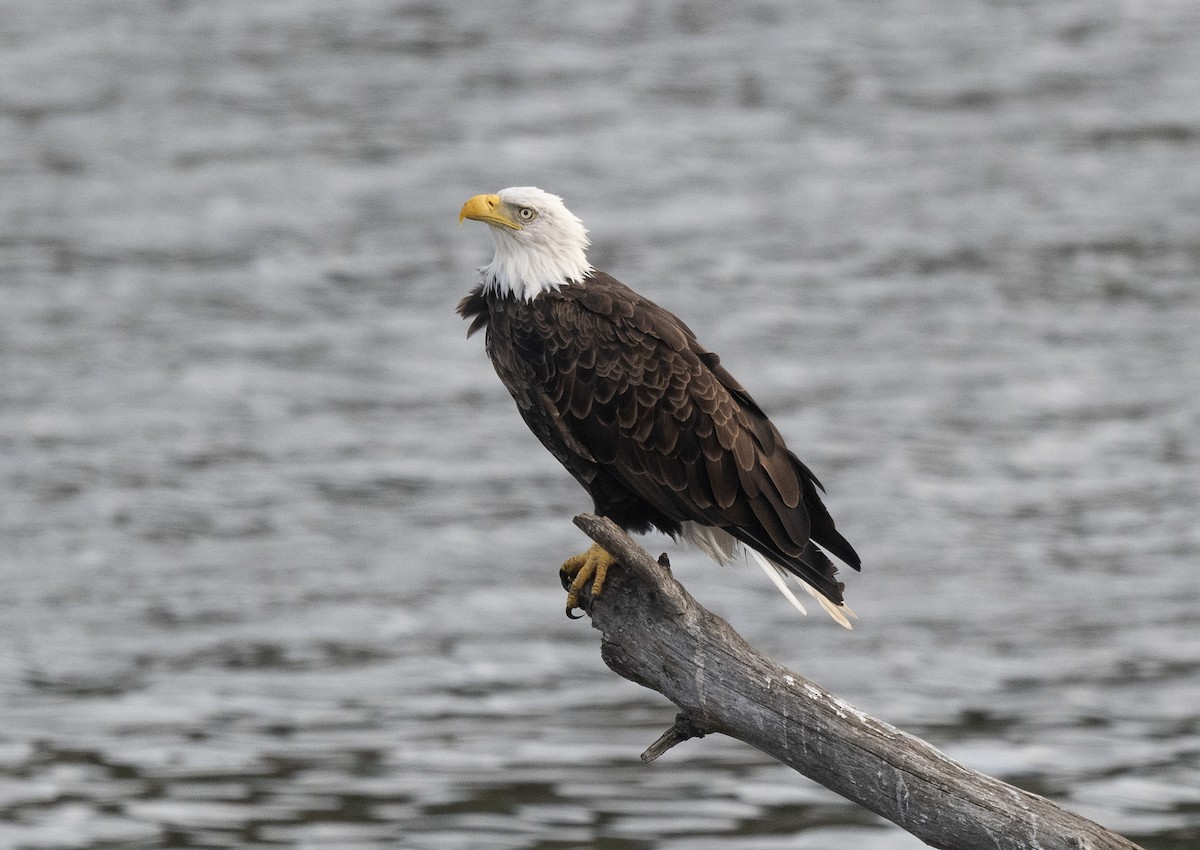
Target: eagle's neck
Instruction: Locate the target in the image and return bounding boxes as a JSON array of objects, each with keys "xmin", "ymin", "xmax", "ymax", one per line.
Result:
[{"xmin": 480, "ymin": 226, "xmax": 592, "ymax": 301}]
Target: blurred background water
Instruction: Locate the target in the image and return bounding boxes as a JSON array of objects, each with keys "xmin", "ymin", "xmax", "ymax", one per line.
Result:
[{"xmin": 2, "ymin": 1, "xmax": 1199, "ymax": 848}]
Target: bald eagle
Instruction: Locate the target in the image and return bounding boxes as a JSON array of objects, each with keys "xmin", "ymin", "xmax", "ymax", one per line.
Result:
[{"xmin": 458, "ymin": 187, "xmax": 861, "ymax": 627}]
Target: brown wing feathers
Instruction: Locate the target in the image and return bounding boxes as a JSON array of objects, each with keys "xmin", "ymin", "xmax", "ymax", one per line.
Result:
[{"xmin": 459, "ymin": 272, "xmax": 860, "ymax": 604}]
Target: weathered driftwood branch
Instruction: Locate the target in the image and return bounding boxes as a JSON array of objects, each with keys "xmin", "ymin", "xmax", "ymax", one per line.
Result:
[{"xmin": 572, "ymin": 513, "xmax": 1143, "ymax": 850}]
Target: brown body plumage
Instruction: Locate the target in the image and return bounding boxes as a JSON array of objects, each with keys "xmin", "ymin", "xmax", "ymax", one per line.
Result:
[{"xmin": 458, "ymin": 270, "xmax": 860, "ymax": 608}]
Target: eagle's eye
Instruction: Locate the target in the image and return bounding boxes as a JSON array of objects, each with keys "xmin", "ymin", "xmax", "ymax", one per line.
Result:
[{"xmin": 516, "ymin": 206, "xmax": 537, "ymax": 222}]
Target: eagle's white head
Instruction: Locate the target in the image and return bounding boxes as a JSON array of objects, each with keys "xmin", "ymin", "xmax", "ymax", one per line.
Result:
[{"xmin": 459, "ymin": 186, "xmax": 592, "ymax": 300}]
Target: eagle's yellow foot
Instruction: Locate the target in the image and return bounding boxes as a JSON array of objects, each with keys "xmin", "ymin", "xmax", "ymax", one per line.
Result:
[{"xmin": 559, "ymin": 542, "xmax": 617, "ymax": 619}]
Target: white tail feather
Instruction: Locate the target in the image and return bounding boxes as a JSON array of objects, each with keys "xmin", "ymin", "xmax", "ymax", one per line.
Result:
[
  {"xmin": 749, "ymin": 550, "xmax": 854, "ymax": 630},
  {"xmin": 682, "ymin": 523, "xmax": 854, "ymax": 628},
  {"xmin": 748, "ymin": 550, "xmax": 808, "ymax": 616},
  {"xmin": 790, "ymin": 572, "xmax": 856, "ymax": 628}
]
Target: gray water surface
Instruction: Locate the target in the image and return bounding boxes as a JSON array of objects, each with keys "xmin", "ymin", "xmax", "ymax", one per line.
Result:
[{"xmin": 3, "ymin": 2, "xmax": 1199, "ymax": 848}]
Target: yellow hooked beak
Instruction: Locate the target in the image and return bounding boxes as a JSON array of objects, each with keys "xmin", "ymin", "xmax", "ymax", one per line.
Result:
[{"xmin": 459, "ymin": 194, "xmax": 522, "ymax": 230}]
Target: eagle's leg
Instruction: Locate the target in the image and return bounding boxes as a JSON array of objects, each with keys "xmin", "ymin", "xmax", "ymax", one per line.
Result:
[{"xmin": 559, "ymin": 542, "xmax": 617, "ymax": 619}]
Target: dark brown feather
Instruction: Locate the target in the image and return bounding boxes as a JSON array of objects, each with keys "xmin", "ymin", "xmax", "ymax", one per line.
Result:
[{"xmin": 461, "ymin": 271, "xmax": 860, "ymax": 604}]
